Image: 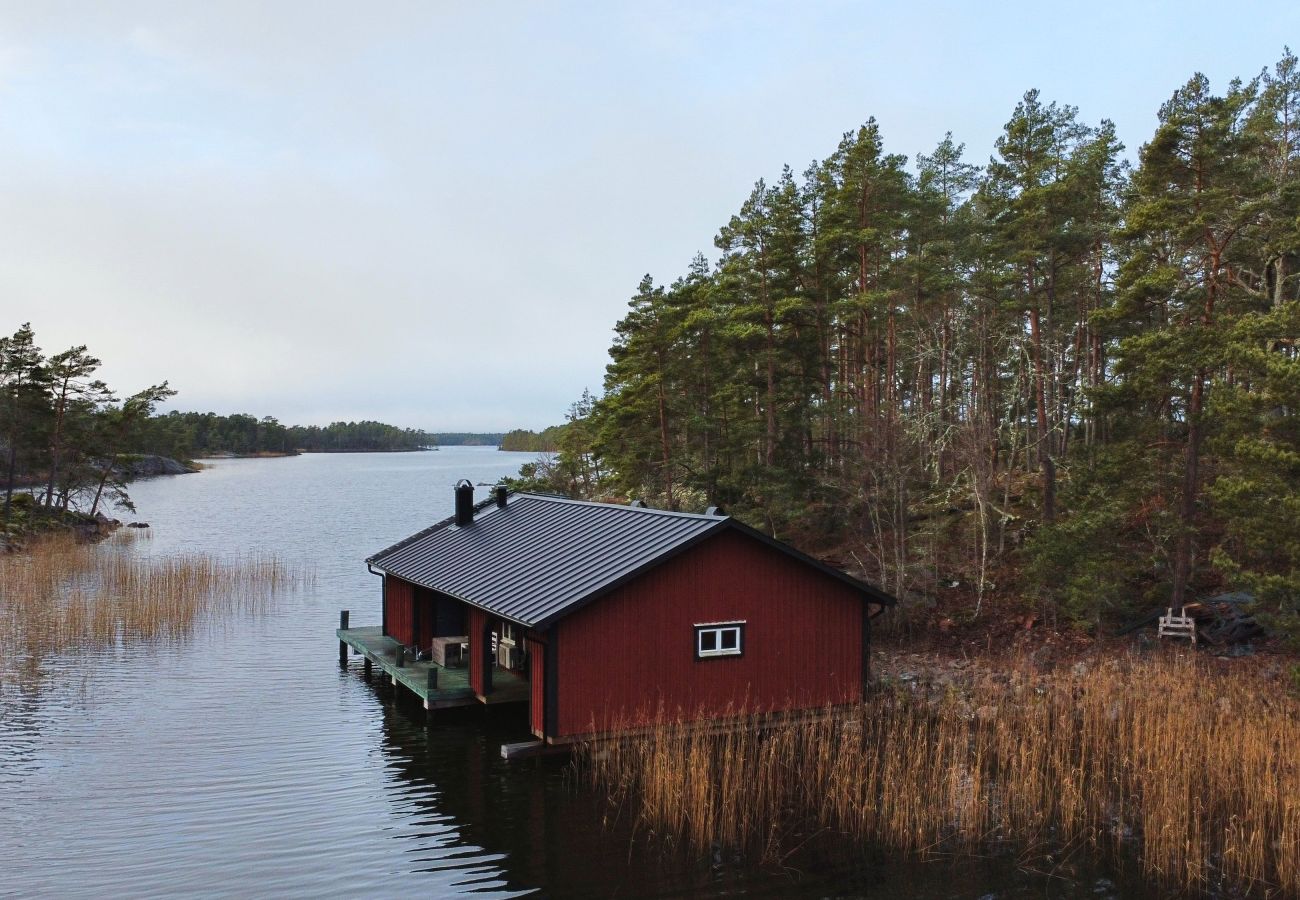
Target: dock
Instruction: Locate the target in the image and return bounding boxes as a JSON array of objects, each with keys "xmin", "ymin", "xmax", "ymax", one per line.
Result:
[{"xmin": 337, "ymin": 623, "xmax": 530, "ymax": 710}]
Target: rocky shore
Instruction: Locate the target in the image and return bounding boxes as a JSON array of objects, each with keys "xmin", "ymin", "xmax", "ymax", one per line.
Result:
[{"xmin": 115, "ymin": 454, "xmax": 199, "ymax": 477}]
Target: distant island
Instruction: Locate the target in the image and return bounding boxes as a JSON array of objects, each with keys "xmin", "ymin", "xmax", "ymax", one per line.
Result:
[
  {"xmin": 498, "ymin": 426, "xmax": 565, "ymax": 452},
  {"xmin": 428, "ymin": 433, "xmax": 505, "ymax": 447},
  {"xmin": 427, "ymin": 429, "xmax": 568, "ymax": 452},
  {"xmin": 136, "ymin": 412, "xmax": 438, "ymax": 458}
]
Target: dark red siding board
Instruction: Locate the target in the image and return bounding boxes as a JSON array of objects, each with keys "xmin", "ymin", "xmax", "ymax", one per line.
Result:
[
  {"xmin": 384, "ymin": 576, "xmax": 415, "ymax": 646},
  {"xmin": 554, "ymin": 529, "xmax": 864, "ymax": 737},
  {"xmin": 467, "ymin": 606, "xmax": 487, "ymax": 696},
  {"xmin": 413, "ymin": 589, "xmax": 435, "ymax": 652},
  {"xmin": 527, "ymin": 637, "xmax": 546, "ymax": 737},
  {"xmin": 417, "ymin": 609, "xmax": 434, "ymax": 652}
]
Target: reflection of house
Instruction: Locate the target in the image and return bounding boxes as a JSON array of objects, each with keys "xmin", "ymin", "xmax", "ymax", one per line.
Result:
[{"xmin": 357, "ymin": 481, "xmax": 896, "ymax": 742}]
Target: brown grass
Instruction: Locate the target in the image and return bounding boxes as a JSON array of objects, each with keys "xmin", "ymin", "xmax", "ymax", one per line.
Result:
[
  {"xmin": 579, "ymin": 654, "xmax": 1300, "ymax": 896},
  {"xmin": 0, "ymin": 531, "xmax": 312, "ymax": 680}
]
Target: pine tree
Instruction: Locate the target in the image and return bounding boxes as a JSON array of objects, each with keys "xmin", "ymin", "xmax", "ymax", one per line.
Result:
[
  {"xmin": 0, "ymin": 324, "xmax": 50, "ymax": 521},
  {"xmin": 43, "ymin": 346, "xmax": 112, "ymax": 509},
  {"xmin": 1114, "ymin": 72, "xmax": 1264, "ymax": 607}
]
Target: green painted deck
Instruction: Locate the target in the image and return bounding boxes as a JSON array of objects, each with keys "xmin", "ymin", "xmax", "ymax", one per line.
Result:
[{"xmin": 337, "ymin": 626, "xmax": 530, "ymax": 709}]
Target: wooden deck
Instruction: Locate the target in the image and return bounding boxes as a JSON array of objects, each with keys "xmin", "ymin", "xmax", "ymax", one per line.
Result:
[{"xmin": 337, "ymin": 626, "xmax": 530, "ymax": 709}]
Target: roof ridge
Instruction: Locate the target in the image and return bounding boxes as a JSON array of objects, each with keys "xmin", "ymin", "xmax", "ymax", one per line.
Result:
[{"xmin": 515, "ymin": 492, "xmax": 728, "ymax": 521}]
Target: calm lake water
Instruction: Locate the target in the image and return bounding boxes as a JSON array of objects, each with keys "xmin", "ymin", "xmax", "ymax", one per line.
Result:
[{"xmin": 0, "ymin": 448, "xmax": 1142, "ymax": 898}]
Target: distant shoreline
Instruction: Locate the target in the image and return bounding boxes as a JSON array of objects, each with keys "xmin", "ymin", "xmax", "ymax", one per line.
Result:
[
  {"xmin": 195, "ymin": 451, "xmax": 300, "ymax": 459},
  {"xmin": 194, "ymin": 447, "xmax": 462, "ymax": 459}
]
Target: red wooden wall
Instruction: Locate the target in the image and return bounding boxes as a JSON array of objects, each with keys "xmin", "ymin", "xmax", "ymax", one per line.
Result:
[
  {"xmin": 526, "ymin": 637, "xmax": 546, "ymax": 737},
  {"xmin": 552, "ymin": 529, "xmax": 865, "ymax": 737},
  {"xmin": 467, "ymin": 606, "xmax": 487, "ymax": 697},
  {"xmin": 415, "ymin": 594, "xmax": 435, "ymax": 651},
  {"xmin": 384, "ymin": 576, "xmax": 415, "ymax": 646}
]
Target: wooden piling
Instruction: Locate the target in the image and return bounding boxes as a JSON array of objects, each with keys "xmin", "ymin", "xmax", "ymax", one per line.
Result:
[
  {"xmin": 424, "ymin": 668, "xmax": 439, "ymax": 719},
  {"xmin": 363, "ymin": 657, "xmax": 372, "ymax": 680},
  {"xmin": 339, "ymin": 610, "xmax": 350, "ymax": 668}
]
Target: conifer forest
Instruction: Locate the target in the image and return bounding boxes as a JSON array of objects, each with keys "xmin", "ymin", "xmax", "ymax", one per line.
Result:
[{"xmin": 523, "ymin": 53, "xmax": 1300, "ymax": 636}]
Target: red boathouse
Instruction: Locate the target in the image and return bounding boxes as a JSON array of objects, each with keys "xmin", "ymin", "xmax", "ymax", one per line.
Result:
[{"xmin": 359, "ymin": 482, "xmax": 895, "ymax": 742}]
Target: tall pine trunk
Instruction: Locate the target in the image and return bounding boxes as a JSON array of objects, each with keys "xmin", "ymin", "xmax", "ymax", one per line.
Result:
[{"xmin": 1027, "ymin": 276, "xmax": 1056, "ymax": 522}]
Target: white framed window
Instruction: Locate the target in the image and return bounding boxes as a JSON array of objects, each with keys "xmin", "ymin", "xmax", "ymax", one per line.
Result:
[{"xmin": 695, "ymin": 621, "xmax": 745, "ymax": 658}]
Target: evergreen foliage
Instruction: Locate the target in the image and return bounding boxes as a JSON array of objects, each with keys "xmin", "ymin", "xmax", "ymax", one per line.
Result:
[
  {"xmin": 431, "ymin": 432, "xmax": 506, "ymax": 446},
  {"xmin": 537, "ymin": 52, "xmax": 1300, "ymax": 632},
  {"xmin": 0, "ymin": 323, "xmax": 175, "ymax": 525},
  {"xmin": 499, "ymin": 425, "xmax": 566, "ymax": 452},
  {"xmin": 134, "ymin": 412, "xmax": 435, "ymax": 456},
  {"xmin": 0, "ymin": 325, "xmax": 442, "ymax": 529}
]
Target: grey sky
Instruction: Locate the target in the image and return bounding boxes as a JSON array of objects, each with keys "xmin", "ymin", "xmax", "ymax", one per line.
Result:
[{"xmin": 1, "ymin": 1, "xmax": 1295, "ymax": 430}]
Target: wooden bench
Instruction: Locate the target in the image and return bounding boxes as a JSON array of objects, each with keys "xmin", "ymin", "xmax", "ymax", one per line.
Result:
[{"xmin": 1157, "ymin": 607, "xmax": 1197, "ymax": 645}]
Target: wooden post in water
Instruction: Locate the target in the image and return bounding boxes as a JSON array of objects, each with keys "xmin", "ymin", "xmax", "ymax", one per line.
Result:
[
  {"xmin": 338, "ymin": 610, "xmax": 350, "ymax": 668},
  {"xmin": 425, "ymin": 667, "xmax": 439, "ymax": 722},
  {"xmin": 363, "ymin": 657, "xmax": 372, "ymax": 680}
]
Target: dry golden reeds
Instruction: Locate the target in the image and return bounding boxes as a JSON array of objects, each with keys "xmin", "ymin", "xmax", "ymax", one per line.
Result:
[
  {"xmin": 579, "ymin": 655, "xmax": 1300, "ymax": 896},
  {"xmin": 0, "ymin": 531, "xmax": 312, "ymax": 681}
]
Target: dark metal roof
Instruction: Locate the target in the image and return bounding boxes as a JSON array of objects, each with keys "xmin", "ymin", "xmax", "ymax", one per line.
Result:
[{"xmin": 367, "ymin": 493, "xmax": 894, "ymax": 629}]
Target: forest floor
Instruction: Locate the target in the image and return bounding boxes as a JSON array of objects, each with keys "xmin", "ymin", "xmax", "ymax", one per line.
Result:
[{"xmin": 871, "ymin": 600, "xmax": 1299, "ymax": 696}]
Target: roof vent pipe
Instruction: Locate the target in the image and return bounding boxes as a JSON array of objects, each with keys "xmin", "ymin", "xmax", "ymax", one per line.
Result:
[
  {"xmin": 454, "ymin": 479, "xmax": 474, "ymax": 526},
  {"xmin": 705, "ymin": 505, "xmax": 725, "ymax": 516},
  {"xmin": 494, "ymin": 485, "xmax": 508, "ymax": 508}
]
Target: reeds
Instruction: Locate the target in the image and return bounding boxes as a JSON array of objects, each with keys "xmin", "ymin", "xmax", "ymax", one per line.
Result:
[
  {"xmin": 579, "ymin": 655, "xmax": 1300, "ymax": 896},
  {"xmin": 0, "ymin": 531, "xmax": 312, "ymax": 679}
]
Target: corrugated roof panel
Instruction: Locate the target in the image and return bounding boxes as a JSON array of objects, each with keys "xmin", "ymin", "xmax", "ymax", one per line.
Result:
[{"xmin": 366, "ymin": 494, "xmax": 727, "ymax": 627}]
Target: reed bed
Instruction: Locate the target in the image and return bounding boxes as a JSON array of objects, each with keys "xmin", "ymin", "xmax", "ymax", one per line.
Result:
[
  {"xmin": 579, "ymin": 655, "xmax": 1300, "ymax": 896},
  {"xmin": 0, "ymin": 531, "xmax": 312, "ymax": 678}
]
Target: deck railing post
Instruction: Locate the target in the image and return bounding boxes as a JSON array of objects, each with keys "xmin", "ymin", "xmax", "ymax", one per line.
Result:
[
  {"xmin": 338, "ymin": 610, "xmax": 350, "ymax": 668},
  {"xmin": 395, "ymin": 646, "xmax": 405, "ymax": 668}
]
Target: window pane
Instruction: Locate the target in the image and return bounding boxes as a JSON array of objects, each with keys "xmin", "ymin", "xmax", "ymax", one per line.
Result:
[
  {"xmin": 699, "ymin": 630, "xmax": 717, "ymax": 652},
  {"xmin": 719, "ymin": 628, "xmax": 738, "ymax": 650}
]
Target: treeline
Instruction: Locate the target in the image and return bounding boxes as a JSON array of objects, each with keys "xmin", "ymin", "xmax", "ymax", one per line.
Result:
[
  {"xmin": 0, "ymin": 324, "xmax": 442, "ymax": 526},
  {"xmin": 0, "ymin": 323, "xmax": 174, "ymax": 521},
  {"xmin": 499, "ymin": 425, "xmax": 566, "ymax": 452},
  {"xmin": 523, "ymin": 53, "xmax": 1300, "ymax": 635},
  {"xmin": 136, "ymin": 412, "xmax": 435, "ymax": 457},
  {"xmin": 431, "ymin": 432, "xmax": 506, "ymax": 446}
]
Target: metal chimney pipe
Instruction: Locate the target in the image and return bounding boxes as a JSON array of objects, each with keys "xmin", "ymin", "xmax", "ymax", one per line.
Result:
[
  {"xmin": 495, "ymin": 485, "xmax": 508, "ymax": 508},
  {"xmin": 454, "ymin": 479, "xmax": 474, "ymax": 526}
]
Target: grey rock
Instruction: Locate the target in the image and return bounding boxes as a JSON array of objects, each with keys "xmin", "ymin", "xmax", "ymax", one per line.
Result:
[{"xmin": 113, "ymin": 455, "xmax": 198, "ymax": 478}]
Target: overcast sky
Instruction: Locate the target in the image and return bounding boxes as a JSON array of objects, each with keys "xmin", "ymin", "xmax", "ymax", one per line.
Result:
[{"xmin": 1, "ymin": 2, "xmax": 1295, "ymax": 430}]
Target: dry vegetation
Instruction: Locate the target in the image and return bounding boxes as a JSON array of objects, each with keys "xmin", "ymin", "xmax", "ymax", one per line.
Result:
[
  {"xmin": 0, "ymin": 530, "xmax": 312, "ymax": 681},
  {"xmin": 580, "ymin": 654, "xmax": 1300, "ymax": 896}
]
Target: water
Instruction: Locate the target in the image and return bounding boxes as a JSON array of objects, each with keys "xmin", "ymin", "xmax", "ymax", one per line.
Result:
[{"xmin": 0, "ymin": 448, "xmax": 1140, "ymax": 898}]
